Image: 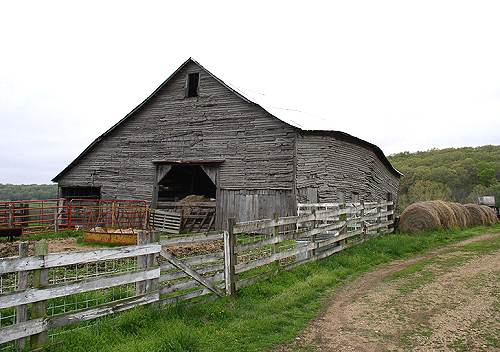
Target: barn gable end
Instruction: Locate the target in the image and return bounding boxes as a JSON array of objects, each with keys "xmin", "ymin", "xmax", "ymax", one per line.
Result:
[
  {"xmin": 55, "ymin": 59, "xmax": 298, "ymax": 226},
  {"xmin": 53, "ymin": 58, "xmax": 400, "ymax": 228}
]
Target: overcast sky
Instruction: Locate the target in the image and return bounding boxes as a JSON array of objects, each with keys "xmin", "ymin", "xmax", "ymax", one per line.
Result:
[{"xmin": 1, "ymin": 1, "xmax": 499, "ymax": 184}]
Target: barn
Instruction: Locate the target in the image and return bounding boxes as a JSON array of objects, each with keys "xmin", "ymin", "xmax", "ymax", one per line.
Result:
[{"xmin": 52, "ymin": 58, "xmax": 401, "ymax": 229}]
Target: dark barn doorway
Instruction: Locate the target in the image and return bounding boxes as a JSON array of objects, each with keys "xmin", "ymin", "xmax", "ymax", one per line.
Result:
[
  {"xmin": 154, "ymin": 163, "xmax": 219, "ymax": 232},
  {"xmin": 157, "ymin": 165, "xmax": 216, "ymax": 202}
]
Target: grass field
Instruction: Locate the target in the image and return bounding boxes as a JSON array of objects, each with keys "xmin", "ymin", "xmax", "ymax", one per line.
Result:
[{"xmin": 43, "ymin": 223, "xmax": 500, "ymax": 352}]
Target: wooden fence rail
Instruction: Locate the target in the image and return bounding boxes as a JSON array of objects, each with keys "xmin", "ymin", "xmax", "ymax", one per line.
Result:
[
  {"xmin": 0, "ymin": 232, "xmax": 160, "ymax": 349},
  {"xmin": 224, "ymin": 199, "xmax": 394, "ymax": 294},
  {"xmin": 0, "ymin": 199, "xmax": 394, "ymax": 350}
]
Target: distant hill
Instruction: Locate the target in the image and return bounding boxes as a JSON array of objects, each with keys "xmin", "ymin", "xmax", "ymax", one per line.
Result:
[
  {"xmin": 0, "ymin": 184, "xmax": 58, "ymax": 201},
  {"xmin": 388, "ymin": 145, "xmax": 500, "ymax": 212}
]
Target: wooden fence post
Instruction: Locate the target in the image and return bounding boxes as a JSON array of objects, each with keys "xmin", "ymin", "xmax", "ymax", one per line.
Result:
[
  {"xmin": 311, "ymin": 209, "xmax": 317, "ymax": 257},
  {"xmin": 376, "ymin": 201, "xmax": 382, "ymax": 235},
  {"xmin": 386, "ymin": 193, "xmax": 394, "ymax": 231},
  {"xmin": 224, "ymin": 218, "xmax": 236, "ymax": 296},
  {"xmin": 53, "ymin": 202, "xmax": 59, "ymax": 233},
  {"xmin": 359, "ymin": 201, "xmax": 366, "ymax": 241},
  {"xmin": 16, "ymin": 242, "xmax": 29, "ymax": 351},
  {"xmin": 7, "ymin": 204, "xmax": 13, "ymax": 228},
  {"xmin": 136, "ymin": 231, "xmax": 149, "ymax": 295},
  {"xmin": 31, "ymin": 240, "xmax": 49, "ymax": 349},
  {"xmin": 273, "ymin": 212, "xmax": 280, "ymax": 269},
  {"xmin": 148, "ymin": 231, "xmax": 160, "ymax": 295}
]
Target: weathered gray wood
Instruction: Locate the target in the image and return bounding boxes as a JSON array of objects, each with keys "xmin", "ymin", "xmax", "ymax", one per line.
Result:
[
  {"xmin": 49, "ymin": 292, "xmax": 159, "ymax": 328},
  {"xmin": 0, "ymin": 268, "xmax": 160, "ymax": 310},
  {"xmin": 233, "ymin": 208, "xmax": 343, "ymax": 233},
  {"xmin": 235, "ymin": 242, "xmax": 315, "ymax": 274},
  {"xmin": 31, "ymin": 240, "xmax": 49, "ymax": 349},
  {"xmin": 0, "ymin": 244, "xmax": 161, "ymax": 275},
  {"xmin": 224, "ymin": 218, "xmax": 237, "ymax": 295},
  {"xmin": 136, "ymin": 231, "xmax": 149, "ymax": 295},
  {"xmin": 160, "ymin": 249, "xmax": 223, "ymax": 297},
  {"xmin": 0, "ymin": 318, "xmax": 47, "ymax": 345},
  {"xmin": 54, "ymin": 59, "xmax": 400, "ymax": 230},
  {"xmin": 235, "ymin": 232, "xmax": 296, "ymax": 254},
  {"xmin": 161, "ymin": 233, "xmax": 223, "ymax": 246},
  {"xmin": 160, "ymin": 272, "xmax": 224, "ymax": 295},
  {"xmin": 160, "ymin": 263, "xmax": 224, "ymax": 282},
  {"xmin": 15, "ymin": 242, "xmax": 29, "ymax": 351},
  {"xmin": 159, "ymin": 251, "xmax": 224, "ymax": 271}
]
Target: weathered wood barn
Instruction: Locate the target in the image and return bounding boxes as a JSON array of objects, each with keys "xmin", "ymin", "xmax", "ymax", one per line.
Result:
[{"xmin": 53, "ymin": 58, "xmax": 401, "ymax": 229}]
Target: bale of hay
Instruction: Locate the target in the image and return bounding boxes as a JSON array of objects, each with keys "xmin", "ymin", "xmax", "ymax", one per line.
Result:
[
  {"xmin": 463, "ymin": 204, "xmax": 488, "ymax": 225},
  {"xmin": 399, "ymin": 202, "xmax": 441, "ymax": 233},
  {"xmin": 426, "ymin": 200, "xmax": 459, "ymax": 229},
  {"xmin": 179, "ymin": 195, "xmax": 210, "ymax": 203},
  {"xmin": 448, "ymin": 202, "xmax": 473, "ymax": 228},
  {"xmin": 479, "ymin": 205, "xmax": 497, "ymax": 225}
]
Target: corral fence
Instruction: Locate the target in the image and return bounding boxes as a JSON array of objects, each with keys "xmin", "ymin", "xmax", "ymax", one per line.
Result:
[
  {"xmin": 0, "ymin": 199, "xmax": 149, "ymax": 235},
  {"xmin": 0, "ymin": 200, "xmax": 393, "ymax": 350}
]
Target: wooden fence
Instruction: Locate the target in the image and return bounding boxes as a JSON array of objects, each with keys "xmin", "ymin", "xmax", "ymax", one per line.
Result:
[
  {"xmin": 225, "ymin": 200, "xmax": 394, "ymax": 293},
  {"xmin": 0, "ymin": 200, "xmax": 393, "ymax": 350},
  {"xmin": 0, "ymin": 232, "xmax": 160, "ymax": 350}
]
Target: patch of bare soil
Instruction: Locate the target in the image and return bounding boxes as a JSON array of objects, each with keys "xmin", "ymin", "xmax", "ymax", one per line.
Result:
[
  {"xmin": 279, "ymin": 233, "xmax": 500, "ymax": 352},
  {"xmin": 0, "ymin": 238, "xmax": 94, "ymax": 257}
]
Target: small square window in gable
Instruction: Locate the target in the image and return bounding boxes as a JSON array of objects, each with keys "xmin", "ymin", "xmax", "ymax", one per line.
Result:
[{"xmin": 186, "ymin": 72, "xmax": 200, "ymax": 98}]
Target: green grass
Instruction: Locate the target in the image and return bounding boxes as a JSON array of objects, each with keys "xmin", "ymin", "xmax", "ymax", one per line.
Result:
[{"xmin": 44, "ymin": 224, "xmax": 500, "ymax": 352}]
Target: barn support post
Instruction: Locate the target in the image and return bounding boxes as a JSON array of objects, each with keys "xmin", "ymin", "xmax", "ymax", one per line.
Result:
[
  {"xmin": 224, "ymin": 218, "xmax": 236, "ymax": 296},
  {"xmin": 15, "ymin": 242, "xmax": 29, "ymax": 351},
  {"xmin": 31, "ymin": 240, "xmax": 49, "ymax": 349}
]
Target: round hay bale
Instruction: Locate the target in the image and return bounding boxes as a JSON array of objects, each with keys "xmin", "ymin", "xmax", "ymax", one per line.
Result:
[
  {"xmin": 447, "ymin": 202, "xmax": 469, "ymax": 228},
  {"xmin": 457, "ymin": 203, "xmax": 474, "ymax": 227},
  {"xmin": 479, "ymin": 205, "xmax": 497, "ymax": 225},
  {"xmin": 463, "ymin": 204, "xmax": 487, "ymax": 226},
  {"xmin": 425, "ymin": 201, "xmax": 459, "ymax": 229},
  {"xmin": 399, "ymin": 202, "xmax": 441, "ymax": 234}
]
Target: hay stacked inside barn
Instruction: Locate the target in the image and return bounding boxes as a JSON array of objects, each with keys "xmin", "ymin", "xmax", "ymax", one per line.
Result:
[{"xmin": 399, "ymin": 200, "xmax": 497, "ymax": 234}]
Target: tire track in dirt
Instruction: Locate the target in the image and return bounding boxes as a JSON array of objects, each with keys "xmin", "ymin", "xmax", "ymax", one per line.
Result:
[{"xmin": 278, "ymin": 233, "xmax": 500, "ymax": 352}]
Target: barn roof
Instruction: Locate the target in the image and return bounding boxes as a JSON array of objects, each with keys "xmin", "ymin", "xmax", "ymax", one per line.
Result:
[{"xmin": 53, "ymin": 58, "xmax": 401, "ymax": 182}]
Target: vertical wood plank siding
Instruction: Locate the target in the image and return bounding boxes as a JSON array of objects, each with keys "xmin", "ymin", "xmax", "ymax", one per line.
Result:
[{"xmin": 295, "ymin": 133, "xmax": 399, "ymax": 204}]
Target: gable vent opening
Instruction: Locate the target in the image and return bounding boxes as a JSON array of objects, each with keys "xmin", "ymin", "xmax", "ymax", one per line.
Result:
[{"xmin": 186, "ymin": 72, "xmax": 199, "ymax": 97}]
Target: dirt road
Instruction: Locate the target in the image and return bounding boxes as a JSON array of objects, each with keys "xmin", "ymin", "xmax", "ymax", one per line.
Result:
[{"xmin": 281, "ymin": 234, "xmax": 500, "ymax": 351}]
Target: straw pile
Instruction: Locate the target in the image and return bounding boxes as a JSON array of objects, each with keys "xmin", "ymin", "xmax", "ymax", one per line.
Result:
[{"xmin": 400, "ymin": 200, "xmax": 497, "ymax": 234}]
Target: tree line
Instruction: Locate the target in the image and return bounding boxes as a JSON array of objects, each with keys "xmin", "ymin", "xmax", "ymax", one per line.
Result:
[
  {"xmin": 388, "ymin": 145, "xmax": 500, "ymax": 212},
  {"xmin": 0, "ymin": 184, "xmax": 58, "ymax": 201}
]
